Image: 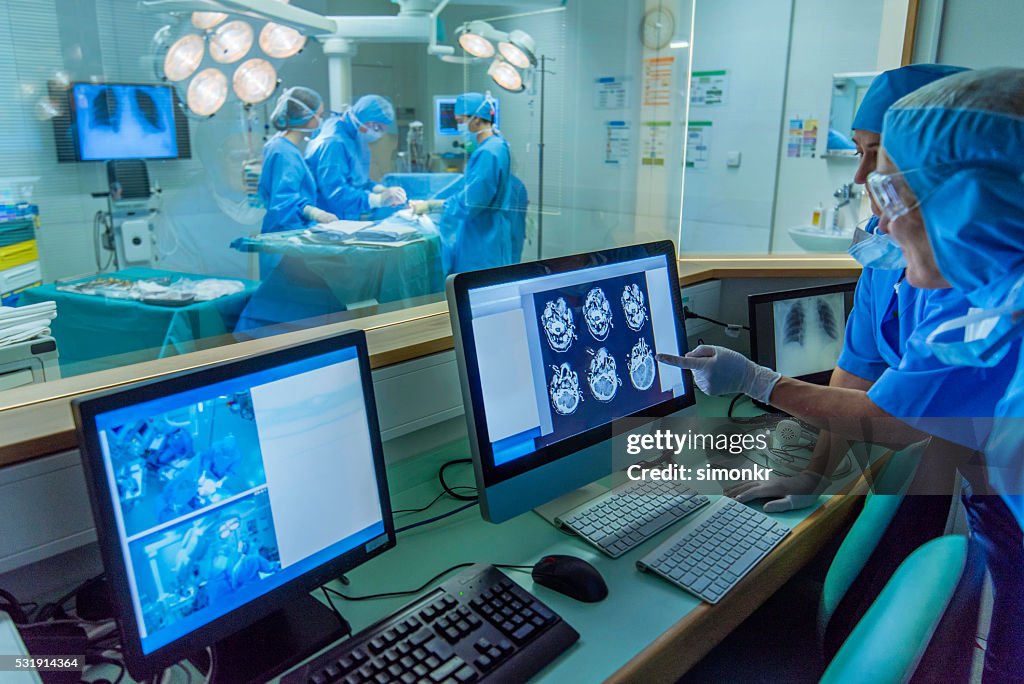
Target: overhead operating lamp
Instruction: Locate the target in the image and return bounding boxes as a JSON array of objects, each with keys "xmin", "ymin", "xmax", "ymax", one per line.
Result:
[
  {"xmin": 162, "ymin": 33, "xmax": 204, "ymax": 81},
  {"xmin": 498, "ymin": 29, "xmax": 537, "ymax": 69},
  {"xmin": 488, "ymin": 59, "xmax": 524, "ymax": 93},
  {"xmin": 209, "ymin": 19, "xmax": 254, "ymax": 63},
  {"xmin": 259, "ymin": 22, "xmax": 306, "ymax": 58},
  {"xmin": 455, "ymin": 19, "xmax": 539, "ymax": 93},
  {"xmin": 457, "ymin": 20, "xmax": 497, "ymax": 58},
  {"xmin": 187, "ymin": 67, "xmax": 228, "ymax": 115},
  {"xmin": 232, "ymin": 57, "xmax": 277, "ymax": 103},
  {"xmin": 191, "ymin": 11, "xmax": 227, "ymax": 29}
]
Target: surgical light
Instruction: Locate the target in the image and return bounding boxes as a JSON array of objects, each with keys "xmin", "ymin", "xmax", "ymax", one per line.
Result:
[
  {"xmin": 191, "ymin": 11, "xmax": 227, "ymax": 30},
  {"xmin": 498, "ymin": 30, "xmax": 537, "ymax": 69},
  {"xmin": 259, "ymin": 22, "xmax": 306, "ymax": 58},
  {"xmin": 232, "ymin": 58, "xmax": 277, "ymax": 104},
  {"xmin": 163, "ymin": 33, "xmax": 204, "ymax": 82},
  {"xmin": 209, "ymin": 20, "xmax": 253, "ymax": 64},
  {"xmin": 458, "ymin": 21, "xmax": 495, "ymax": 58},
  {"xmin": 488, "ymin": 59, "xmax": 524, "ymax": 93},
  {"xmin": 187, "ymin": 68, "xmax": 228, "ymax": 116}
]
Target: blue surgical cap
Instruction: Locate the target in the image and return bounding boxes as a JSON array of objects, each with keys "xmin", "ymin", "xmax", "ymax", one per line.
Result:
[
  {"xmin": 882, "ymin": 68, "xmax": 1024, "ymax": 309},
  {"xmin": 455, "ymin": 92, "xmax": 496, "ymax": 122},
  {"xmin": 852, "ymin": 64, "xmax": 969, "ymax": 134},
  {"xmin": 270, "ymin": 86, "xmax": 322, "ymax": 130},
  {"xmin": 350, "ymin": 95, "xmax": 396, "ymax": 130}
]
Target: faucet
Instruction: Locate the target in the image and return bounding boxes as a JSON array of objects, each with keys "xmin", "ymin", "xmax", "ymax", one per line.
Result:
[{"xmin": 833, "ymin": 182, "xmax": 856, "ymax": 209}]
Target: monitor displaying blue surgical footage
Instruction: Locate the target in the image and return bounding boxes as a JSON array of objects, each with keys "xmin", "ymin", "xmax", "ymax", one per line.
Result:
[
  {"xmin": 87, "ymin": 345, "xmax": 388, "ymax": 655},
  {"xmin": 72, "ymin": 83, "xmax": 179, "ymax": 161},
  {"xmin": 465, "ymin": 255, "xmax": 687, "ymax": 466}
]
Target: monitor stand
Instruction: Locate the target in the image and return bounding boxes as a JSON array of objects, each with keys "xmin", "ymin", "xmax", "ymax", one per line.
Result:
[{"xmin": 189, "ymin": 593, "xmax": 350, "ymax": 683}]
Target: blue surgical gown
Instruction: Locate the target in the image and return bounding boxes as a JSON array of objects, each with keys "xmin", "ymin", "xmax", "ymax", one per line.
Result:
[
  {"xmin": 838, "ymin": 219, "xmax": 1018, "ymax": 447},
  {"xmin": 305, "ymin": 114, "xmax": 375, "ymax": 220},
  {"xmin": 258, "ymin": 133, "xmax": 316, "ymax": 275},
  {"xmin": 509, "ymin": 175, "xmax": 528, "ymax": 264},
  {"xmin": 440, "ymin": 134, "xmax": 513, "ymax": 274}
]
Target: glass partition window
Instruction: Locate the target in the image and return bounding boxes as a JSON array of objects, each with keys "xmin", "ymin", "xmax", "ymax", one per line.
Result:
[{"xmin": 0, "ymin": 0, "xmax": 899, "ymax": 400}]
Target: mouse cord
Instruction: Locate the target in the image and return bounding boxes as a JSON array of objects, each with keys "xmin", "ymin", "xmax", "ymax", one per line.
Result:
[{"xmin": 322, "ymin": 563, "xmax": 535, "ymax": 602}]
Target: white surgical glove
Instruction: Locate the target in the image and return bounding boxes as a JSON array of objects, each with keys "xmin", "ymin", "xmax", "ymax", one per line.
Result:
[
  {"xmin": 410, "ymin": 199, "xmax": 444, "ymax": 215},
  {"xmin": 724, "ymin": 471, "xmax": 827, "ymax": 512},
  {"xmin": 656, "ymin": 345, "xmax": 781, "ymax": 404},
  {"xmin": 380, "ymin": 186, "xmax": 408, "ymax": 206},
  {"xmin": 302, "ymin": 205, "xmax": 338, "ymax": 224}
]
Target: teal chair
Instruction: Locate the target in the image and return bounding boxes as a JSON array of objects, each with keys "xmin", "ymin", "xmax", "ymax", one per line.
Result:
[
  {"xmin": 821, "ymin": 534, "xmax": 983, "ymax": 683},
  {"xmin": 818, "ymin": 440, "xmax": 957, "ymax": 659}
]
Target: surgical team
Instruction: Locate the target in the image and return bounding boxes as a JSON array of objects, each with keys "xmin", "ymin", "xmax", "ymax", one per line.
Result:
[
  {"xmin": 256, "ymin": 86, "xmax": 520, "ymax": 280},
  {"xmin": 655, "ymin": 65, "xmax": 1024, "ymax": 682}
]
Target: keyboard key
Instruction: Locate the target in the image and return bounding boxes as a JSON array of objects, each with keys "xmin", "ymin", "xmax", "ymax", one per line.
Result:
[
  {"xmin": 454, "ymin": 665, "xmax": 478, "ymax": 683},
  {"xmin": 430, "ymin": 656, "xmax": 466, "ymax": 682},
  {"xmin": 475, "ymin": 654, "xmax": 493, "ymax": 671},
  {"xmin": 512, "ymin": 623, "xmax": 536, "ymax": 642},
  {"xmin": 400, "ymin": 673, "xmax": 417, "ymax": 684}
]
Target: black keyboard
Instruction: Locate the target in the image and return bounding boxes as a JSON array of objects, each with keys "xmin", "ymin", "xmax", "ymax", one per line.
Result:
[{"xmin": 282, "ymin": 565, "xmax": 579, "ymax": 684}]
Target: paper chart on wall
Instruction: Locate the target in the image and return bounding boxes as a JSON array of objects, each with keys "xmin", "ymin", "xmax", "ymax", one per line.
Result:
[
  {"xmin": 604, "ymin": 121, "xmax": 632, "ymax": 166},
  {"xmin": 643, "ymin": 57, "xmax": 675, "ymax": 107},
  {"xmin": 685, "ymin": 121, "xmax": 712, "ymax": 170},
  {"xmin": 641, "ymin": 121, "xmax": 670, "ymax": 166},
  {"xmin": 594, "ymin": 76, "xmax": 630, "ymax": 110},
  {"xmin": 690, "ymin": 70, "xmax": 729, "ymax": 106}
]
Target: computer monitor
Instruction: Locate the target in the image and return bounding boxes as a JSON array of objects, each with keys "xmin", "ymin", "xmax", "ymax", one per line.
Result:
[
  {"xmin": 447, "ymin": 241, "xmax": 696, "ymax": 523},
  {"xmin": 72, "ymin": 330, "xmax": 394, "ymax": 681},
  {"xmin": 434, "ymin": 95, "xmax": 500, "ymax": 153},
  {"xmin": 54, "ymin": 82, "xmax": 192, "ymax": 162},
  {"xmin": 748, "ymin": 282, "xmax": 857, "ymax": 386}
]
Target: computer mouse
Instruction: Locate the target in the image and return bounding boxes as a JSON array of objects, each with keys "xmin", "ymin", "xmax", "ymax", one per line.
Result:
[{"xmin": 531, "ymin": 554, "xmax": 608, "ymax": 603}]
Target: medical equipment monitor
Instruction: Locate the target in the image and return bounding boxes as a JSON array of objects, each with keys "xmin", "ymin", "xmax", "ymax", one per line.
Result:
[
  {"xmin": 72, "ymin": 330, "xmax": 394, "ymax": 680},
  {"xmin": 447, "ymin": 241, "xmax": 695, "ymax": 522},
  {"xmin": 748, "ymin": 282, "xmax": 857, "ymax": 387},
  {"xmin": 53, "ymin": 82, "xmax": 192, "ymax": 162},
  {"xmin": 434, "ymin": 95, "xmax": 500, "ymax": 152}
]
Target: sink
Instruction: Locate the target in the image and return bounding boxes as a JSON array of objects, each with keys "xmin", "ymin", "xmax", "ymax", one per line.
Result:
[{"xmin": 788, "ymin": 226, "xmax": 854, "ymax": 253}]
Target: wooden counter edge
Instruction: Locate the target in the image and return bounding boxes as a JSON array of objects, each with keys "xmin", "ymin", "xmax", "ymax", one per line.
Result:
[
  {"xmin": 604, "ymin": 459, "xmax": 882, "ymax": 684},
  {"xmin": 0, "ymin": 259, "xmax": 859, "ymax": 467}
]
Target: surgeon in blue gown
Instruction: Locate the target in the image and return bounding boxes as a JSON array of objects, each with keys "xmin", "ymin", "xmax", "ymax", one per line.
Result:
[
  {"xmin": 879, "ymin": 68, "xmax": 1024, "ymax": 682},
  {"xmin": 411, "ymin": 92, "xmax": 513, "ymax": 274},
  {"xmin": 257, "ymin": 87, "xmax": 336, "ymax": 277},
  {"xmin": 235, "ymin": 87, "xmax": 347, "ymax": 334},
  {"xmin": 657, "ymin": 65, "xmax": 1022, "ymax": 666},
  {"xmin": 305, "ymin": 94, "xmax": 407, "ymax": 219}
]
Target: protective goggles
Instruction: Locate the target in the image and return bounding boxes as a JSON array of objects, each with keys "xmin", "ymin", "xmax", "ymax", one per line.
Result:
[{"xmin": 865, "ymin": 165, "xmax": 954, "ymax": 224}]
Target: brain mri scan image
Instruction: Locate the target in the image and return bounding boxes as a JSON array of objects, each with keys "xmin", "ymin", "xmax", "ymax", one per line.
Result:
[
  {"xmin": 583, "ymin": 287, "xmax": 614, "ymax": 341},
  {"xmin": 627, "ymin": 337, "xmax": 657, "ymax": 390},
  {"xmin": 773, "ymin": 292, "xmax": 845, "ymax": 377},
  {"xmin": 549, "ymin": 362, "xmax": 583, "ymax": 415},
  {"xmin": 622, "ymin": 284, "xmax": 648, "ymax": 332},
  {"xmin": 541, "ymin": 297, "xmax": 577, "ymax": 352},
  {"xmin": 586, "ymin": 347, "xmax": 622, "ymax": 402}
]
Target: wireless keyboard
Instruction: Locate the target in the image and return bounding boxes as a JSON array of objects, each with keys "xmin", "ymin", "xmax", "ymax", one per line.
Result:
[
  {"xmin": 557, "ymin": 478, "xmax": 710, "ymax": 558},
  {"xmin": 637, "ymin": 497, "xmax": 790, "ymax": 604},
  {"xmin": 282, "ymin": 564, "xmax": 578, "ymax": 684}
]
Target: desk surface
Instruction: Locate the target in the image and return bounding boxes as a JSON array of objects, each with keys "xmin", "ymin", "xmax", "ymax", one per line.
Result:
[{"xmin": 295, "ymin": 396, "xmax": 870, "ymax": 683}]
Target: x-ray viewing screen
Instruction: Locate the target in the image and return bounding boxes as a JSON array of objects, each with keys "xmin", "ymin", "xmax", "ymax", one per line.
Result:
[
  {"xmin": 466, "ymin": 256, "xmax": 687, "ymax": 466},
  {"xmin": 73, "ymin": 83, "xmax": 179, "ymax": 160},
  {"xmin": 750, "ymin": 285, "xmax": 856, "ymax": 381},
  {"xmin": 87, "ymin": 346, "xmax": 386, "ymax": 654}
]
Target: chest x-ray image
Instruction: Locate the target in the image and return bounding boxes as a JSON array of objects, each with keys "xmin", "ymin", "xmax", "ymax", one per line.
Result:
[
  {"xmin": 772, "ymin": 292, "xmax": 845, "ymax": 378},
  {"xmin": 74, "ymin": 83, "xmax": 178, "ymax": 160}
]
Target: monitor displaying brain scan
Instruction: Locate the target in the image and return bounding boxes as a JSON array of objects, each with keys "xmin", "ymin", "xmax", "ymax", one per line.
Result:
[{"xmin": 463, "ymin": 252, "xmax": 688, "ymax": 466}]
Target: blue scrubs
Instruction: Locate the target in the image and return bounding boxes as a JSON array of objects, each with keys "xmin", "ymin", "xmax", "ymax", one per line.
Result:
[
  {"xmin": 258, "ymin": 134, "xmax": 316, "ymax": 276},
  {"xmin": 440, "ymin": 134, "xmax": 513, "ymax": 274},
  {"xmin": 509, "ymin": 175, "xmax": 528, "ymax": 264},
  {"xmin": 305, "ymin": 113, "xmax": 375, "ymax": 220}
]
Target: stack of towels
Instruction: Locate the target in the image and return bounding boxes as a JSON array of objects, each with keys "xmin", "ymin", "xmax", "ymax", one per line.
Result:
[{"xmin": 0, "ymin": 301, "xmax": 57, "ymax": 348}]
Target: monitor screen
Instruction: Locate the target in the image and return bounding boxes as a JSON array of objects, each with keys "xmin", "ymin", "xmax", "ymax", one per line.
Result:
[
  {"xmin": 74, "ymin": 333, "xmax": 393, "ymax": 670},
  {"xmin": 748, "ymin": 282, "xmax": 857, "ymax": 383},
  {"xmin": 448, "ymin": 242, "xmax": 695, "ymax": 506},
  {"xmin": 71, "ymin": 83, "xmax": 185, "ymax": 161}
]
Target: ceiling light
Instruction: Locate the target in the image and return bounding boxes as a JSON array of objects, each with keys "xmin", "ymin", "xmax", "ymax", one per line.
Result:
[
  {"xmin": 233, "ymin": 58, "xmax": 277, "ymax": 104},
  {"xmin": 163, "ymin": 33, "xmax": 204, "ymax": 82},
  {"xmin": 192, "ymin": 11, "xmax": 227, "ymax": 30},
  {"xmin": 488, "ymin": 59, "xmax": 524, "ymax": 93},
  {"xmin": 458, "ymin": 21, "xmax": 496, "ymax": 58},
  {"xmin": 187, "ymin": 67, "xmax": 228, "ymax": 116},
  {"xmin": 259, "ymin": 22, "xmax": 306, "ymax": 59},
  {"xmin": 209, "ymin": 20, "xmax": 253, "ymax": 64},
  {"xmin": 498, "ymin": 30, "xmax": 537, "ymax": 68},
  {"xmin": 669, "ymin": 39, "xmax": 690, "ymax": 49}
]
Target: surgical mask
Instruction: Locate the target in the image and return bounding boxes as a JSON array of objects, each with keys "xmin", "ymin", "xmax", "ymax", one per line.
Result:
[
  {"xmin": 457, "ymin": 121, "xmax": 470, "ymax": 135},
  {"xmin": 923, "ymin": 305, "xmax": 1024, "ymax": 367},
  {"xmin": 363, "ymin": 128, "xmax": 384, "ymax": 143},
  {"xmin": 847, "ymin": 227, "xmax": 907, "ymax": 270}
]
